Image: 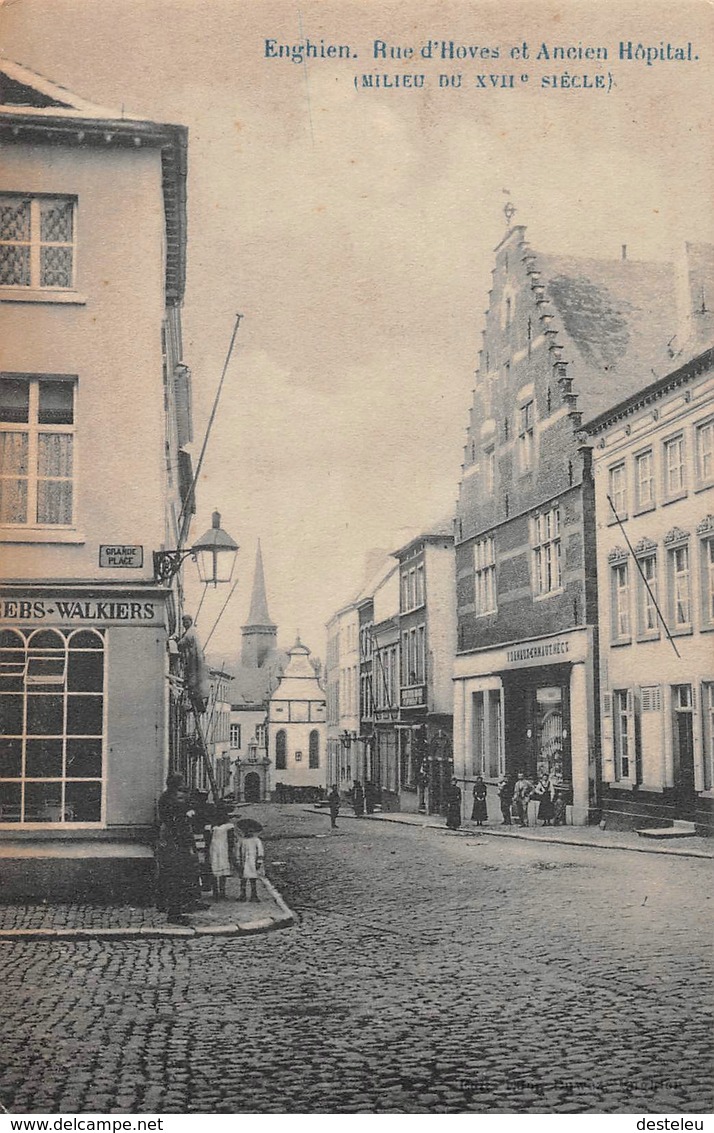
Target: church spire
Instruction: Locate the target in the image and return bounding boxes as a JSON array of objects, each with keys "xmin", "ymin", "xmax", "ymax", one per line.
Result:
[
  {"xmin": 241, "ymin": 540, "xmax": 277, "ymax": 669},
  {"xmin": 246, "ymin": 540, "xmax": 275, "ymax": 628}
]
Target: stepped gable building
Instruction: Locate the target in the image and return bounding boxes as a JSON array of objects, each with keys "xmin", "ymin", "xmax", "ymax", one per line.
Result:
[
  {"xmin": 452, "ymin": 213, "xmax": 678, "ymax": 826},
  {"xmin": 269, "ymin": 637, "xmax": 326, "ymax": 795},
  {"xmin": 0, "ymin": 62, "xmax": 192, "ymax": 895}
]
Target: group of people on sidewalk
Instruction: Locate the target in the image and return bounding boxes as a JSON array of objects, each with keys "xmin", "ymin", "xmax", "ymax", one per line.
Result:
[
  {"xmin": 445, "ymin": 771, "xmax": 565, "ymax": 830},
  {"xmin": 155, "ymin": 773, "xmax": 265, "ymax": 925},
  {"xmin": 326, "ymin": 781, "xmax": 378, "ymax": 828}
]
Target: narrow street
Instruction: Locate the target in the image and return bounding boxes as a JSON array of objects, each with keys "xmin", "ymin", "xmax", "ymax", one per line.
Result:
[{"xmin": 0, "ymin": 805, "xmax": 711, "ymax": 1115}]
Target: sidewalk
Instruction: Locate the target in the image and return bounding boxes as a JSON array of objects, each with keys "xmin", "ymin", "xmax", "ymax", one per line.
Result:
[
  {"xmin": 0, "ymin": 873, "xmax": 296, "ymax": 940},
  {"xmin": 318, "ymin": 808, "xmax": 714, "ymax": 860}
]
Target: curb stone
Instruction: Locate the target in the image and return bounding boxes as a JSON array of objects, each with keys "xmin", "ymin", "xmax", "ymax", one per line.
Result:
[
  {"xmin": 0, "ymin": 873, "xmax": 298, "ymax": 940},
  {"xmin": 306, "ymin": 809, "xmax": 714, "ymax": 860}
]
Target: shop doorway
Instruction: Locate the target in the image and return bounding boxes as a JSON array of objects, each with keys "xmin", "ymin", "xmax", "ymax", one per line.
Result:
[
  {"xmin": 244, "ymin": 772, "xmax": 261, "ymax": 803},
  {"xmin": 672, "ymin": 685, "xmax": 695, "ymax": 808},
  {"xmin": 501, "ymin": 665, "xmax": 572, "ymax": 792}
]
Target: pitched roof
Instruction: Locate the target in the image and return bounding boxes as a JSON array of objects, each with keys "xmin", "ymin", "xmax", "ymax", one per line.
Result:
[
  {"xmin": 0, "ymin": 59, "xmax": 144, "ymax": 122},
  {"xmin": 533, "ymin": 251, "xmax": 675, "ymax": 421}
]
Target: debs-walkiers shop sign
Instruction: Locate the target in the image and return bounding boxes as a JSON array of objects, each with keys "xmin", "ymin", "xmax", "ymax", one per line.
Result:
[{"xmin": 0, "ymin": 592, "xmax": 163, "ymax": 626}]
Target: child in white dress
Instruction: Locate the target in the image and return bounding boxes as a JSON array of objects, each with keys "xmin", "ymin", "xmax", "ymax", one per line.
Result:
[
  {"xmin": 238, "ymin": 833, "xmax": 264, "ymax": 902},
  {"xmin": 208, "ymin": 804, "xmax": 235, "ymax": 899}
]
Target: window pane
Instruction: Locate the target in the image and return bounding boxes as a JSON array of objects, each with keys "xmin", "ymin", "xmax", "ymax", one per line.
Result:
[
  {"xmin": 40, "ymin": 246, "xmax": 73, "ymax": 288},
  {"xmin": 37, "ymin": 432, "xmax": 73, "ymax": 476},
  {"xmin": 25, "ymin": 738, "xmax": 63, "ymax": 778},
  {"xmin": 65, "ymin": 780, "xmax": 101, "ymax": 822},
  {"xmin": 0, "ymin": 477, "xmax": 27, "ymax": 524},
  {"xmin": 24, "ymin": 780, "xmax": 64, "ymax": 823},
  {"xmin": 40, "ymin": 199, "xmax": 74, "ymax": 243},
  {"xmin": 26, "ymin": 694, "xmax": 63, "ymax": 735},
  {"xmin": 36, "ymin": 479, "xmax": 73, "ymax": 525},
  {"xmin": 66, "ymin": 694, "xmax": 102, "ymax": 736},
  {"xmin": 0, "ymin": 198, "xmax": 30, "ymax": 241},
  {"xmin": 0, "ymin": 737, "xmax": 22, "ymax": 777},
  {"xmin": 0, "ymin": 782, "xmax": 21, "ymax": 822},
  {"xmin": 69, "ymin": 631, "xmax": 103, "ymax": 650},
  {"xmin": 0, "ymin": 245, "xmax": 30, "ymax": 286},
  {"xmin": 26, "ymin": 656, "xmax": 66, "ymax": 682},
  {"xmin": 29, "ymin": 630, "xmax": 65, "ymax": 649},
  {"xmin": 0, "ymin": 629, "xmax": 24, "ymax": 649},
  {"xmin": 66, "ymin": 738, "xmax": 102, "ymax": 778},
  {"xmin": 38, "ymin": 382, "xmax": 74, "ymax": 425},
  {"xmin": 0, "ymin": 694, "xmax": 22, "ymax": 733},
  {"xmin": 0, "ymin": 382, "xmax": 29, "ymax": 424},
  {"xmin": 67, "ymin": 650, "xmax": 103, "ymax": 692},
  {"xmin": 0, "ymin": 432, "xmax": 28, "ymax": 476}
]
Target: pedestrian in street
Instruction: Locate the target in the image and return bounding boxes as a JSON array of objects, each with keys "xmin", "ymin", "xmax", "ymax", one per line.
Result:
[
  {"xmin": 446, "ymin": 777, "xmax": 462, "ymax": 830},
  {"xmin": 208, "ymin": 804, "xmax": 235, "ymax": 899},
  {"xmin": 553, "ymin": 788, "xmax": 567, "ymax": 826},
  {"xmin": 498, "ymin": 774, "xmax": 514, "ymax": 825},
  {"xmin": 237, "ymin": 830, "xmax": 264, "ymax": 902},
  {"xmin": 533, "ymin": 772, "xmax": 555, "ymax": 826},
  {"xmin": 353, "ymin": 781, "xmax": 365, "ymax": 818},
  {"xmin": 512, "ymin": 770, "xmax": 534, "ymax": 827},
  {"xmin": 365, "ymin": 780, "xmax": 377, "ymax": 815},
  {"xmin": 328, "ymin": 785, "xmax": 340, "ymax": 829},
  {"xmin": 155, "ymin": 773, "xmax": 204, "ymax": 925},
  {"xmin": 471, "ymin": 774, "xmax": 488, "ymax": 826}
]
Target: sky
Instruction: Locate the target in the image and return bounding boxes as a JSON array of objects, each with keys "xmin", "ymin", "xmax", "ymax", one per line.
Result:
[{"xmin": 2, "ymin": 0, "xmax": 712, "ymax": 661}]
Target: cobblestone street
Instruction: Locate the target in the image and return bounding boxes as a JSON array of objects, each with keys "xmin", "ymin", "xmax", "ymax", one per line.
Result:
[{"xmin": 0, "ymin": 805, "xmax": 711, "ymax": 1115}]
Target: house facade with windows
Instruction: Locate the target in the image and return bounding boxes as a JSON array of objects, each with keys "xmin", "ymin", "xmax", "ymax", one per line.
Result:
[
  {"xmin": 324, "ymin": 602, "xmax": 360, "ymax": 790},
  {"xmin": 228, "ymin": 707, "xmax": 268, "ymax": 804},
  {"xmin": 585, "ymin": 346, "xmax": 714, "ymax": 832},
  {"xmin": 452, "ymin": 217, "xmax": 678, "ymax": 825},
  {"xmin": 364, "ymin": 561, "xmax": 400, "ymax": 810},
  {"xmin": 386, "ymin": 527, "xmax": 456, "ymax": 815},
  {"xmin": 0, "ymin": 62, "xmax": 192, "ymax": 895},
  {"xmin": 268, "ymin": 638, "xmax": 326, "ymax": 796}
]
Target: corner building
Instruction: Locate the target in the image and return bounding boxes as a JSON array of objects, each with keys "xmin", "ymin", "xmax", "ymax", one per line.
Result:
[
  {"xmin": 453, "ymin": 218, "xmax": 676, "ymax": 824},
  {"xmin": 0, "ymin": 64, "xmax": 192, "ymax": 895},
  {"xmin": 585, "ymin": 345, "xmax": 714, "ymax": 833}
]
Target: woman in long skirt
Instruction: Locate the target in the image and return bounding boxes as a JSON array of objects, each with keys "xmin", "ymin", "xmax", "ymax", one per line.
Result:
[
  {"xmin": 156, "ymin": 774, "xmax": 202, "ymax": 924},
  {"xmin": 471, "ymin": 774, "xmax": 488, "ymax": 826},
  {"xmin": 534, "ymin": 773, "xmax": 555, "ymax": 826}
]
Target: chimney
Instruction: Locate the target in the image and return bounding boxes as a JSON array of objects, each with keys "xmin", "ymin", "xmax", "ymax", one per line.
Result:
[{"xmin": 621, "ymin": 244, "xmax": 627, "ymax": 261}]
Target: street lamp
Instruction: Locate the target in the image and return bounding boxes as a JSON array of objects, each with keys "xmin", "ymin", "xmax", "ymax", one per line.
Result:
[
  {"xmin": 153, "ymin": 510, "xmax": 239, "ymax": 585},
  {"xmin": 340, "ymin": 730, "xmax": 357, "ymax": 749}
]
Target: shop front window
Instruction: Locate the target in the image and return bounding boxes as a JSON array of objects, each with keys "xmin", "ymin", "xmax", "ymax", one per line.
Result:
[
  {"xmin": 0, "ymin": 627, "xmax": 104, "ymax": 825},
  {"xmin": 535, "ymin": 686, "xmax": 565, "ymax": 782}
]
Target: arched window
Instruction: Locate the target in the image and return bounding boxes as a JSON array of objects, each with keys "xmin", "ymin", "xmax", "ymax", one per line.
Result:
[
  {"xmin": 309, "ymin": 729, "xmax": 320, "ymax": 769},
  {"xmin": 275, "ymin": 729, "xmax": 287, "ymax": 771},
  {"xmin": 0, "ymin": 627, "xmax": 104, "ymax": 825}
]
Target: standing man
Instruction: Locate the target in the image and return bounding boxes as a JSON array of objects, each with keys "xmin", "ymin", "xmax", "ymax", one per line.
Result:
[
  {"xmin": 498, "ymin": 774, "xmax": 514, "ymax": 825},
  {"xmin": 512, "ymin": 770, "xmax": 534, "ymax": 827},
  {"xmin": 445, "ymin": 777, "xmax": 462, "ymax": 830},
  {"xmin": 328, "ymin": 784, "xmax": 341, "ymax": 829}
]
